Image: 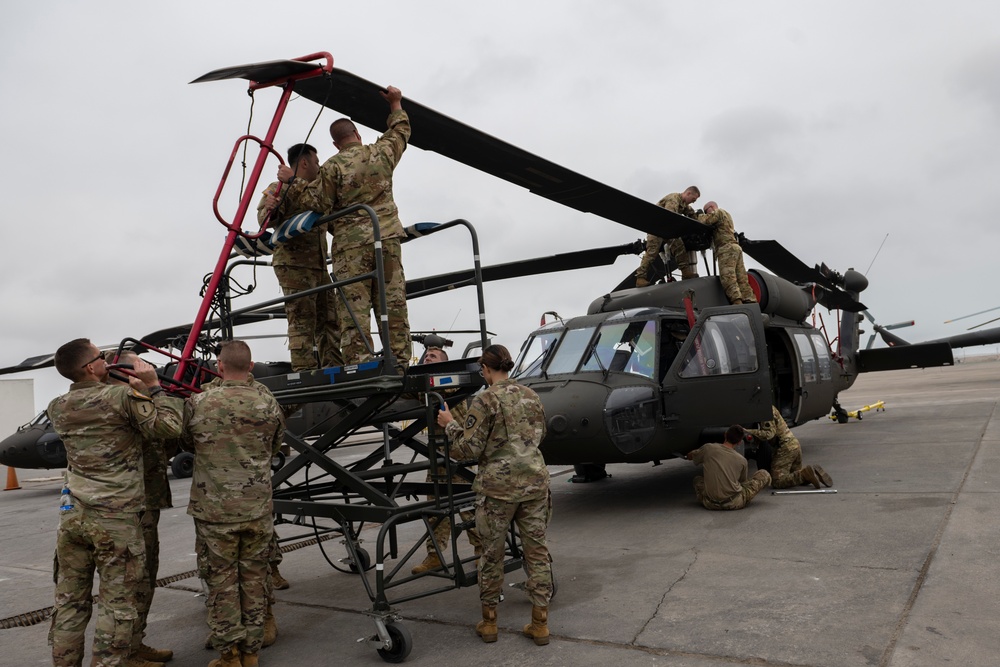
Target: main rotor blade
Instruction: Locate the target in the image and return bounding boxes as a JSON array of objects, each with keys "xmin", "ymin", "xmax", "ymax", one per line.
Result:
[
  {"xmin": 943, "ymin": 305, "xmax": 1000, "ymax": 324},
  {"xmin": 405, "ymin": 241, "xmax": 643, "ymax": 298},
  {"xmin": 293, "ymin": 69, "xmax": 704, "ymax": 240}
]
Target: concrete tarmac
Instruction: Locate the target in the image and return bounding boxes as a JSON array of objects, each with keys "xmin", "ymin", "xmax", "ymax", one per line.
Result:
[{"xmin": 1, "ymin": 360, "xmax": 998, "ymax": 666}]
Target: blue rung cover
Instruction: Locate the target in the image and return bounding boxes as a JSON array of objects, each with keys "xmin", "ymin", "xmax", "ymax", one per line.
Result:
[
  {"xmin": 272, "ymin": 210, "xmax": 323, "ymax": 245},
  {"xmin": 233, "ymin": 231, "xmax": 275, "ymax": 258},
  {"xmin": 404, "ymin": 222, "xmax": 442, "ymax": 239}
]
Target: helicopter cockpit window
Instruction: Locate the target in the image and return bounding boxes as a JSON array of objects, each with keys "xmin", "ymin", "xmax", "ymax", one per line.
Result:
[
  {"xmin": 513, "ymin": 330, "xmax": 561, "ymax": 379},
  {"xmin": 794, "ymin": 333, "xmax": 817, "ymax": 383},
  {"xmin": 546, "ymin": 326, "xmax": 597, "ymax": 375},
  {"xmin": 678, "ymin": 313, "xmax": 758, "ymax": 378},
  {"xmin": 811, "ymin": 333, "xmax": 833, "ymax": 381},
  {"xmin": 581, "ymin": 323, "xmax": 626, "ymax": 373},
  {"xmin": 582, "ymin": 320, "xmax": 656, "ymax": 379}
]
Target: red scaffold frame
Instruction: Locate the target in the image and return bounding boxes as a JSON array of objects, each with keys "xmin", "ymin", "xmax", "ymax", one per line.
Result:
[{"xmin": 173, "ymin": 52, "xmax": 334, "ymax": 383}]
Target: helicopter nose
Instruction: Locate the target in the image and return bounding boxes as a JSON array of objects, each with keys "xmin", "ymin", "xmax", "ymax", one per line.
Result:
[{"xmin": 0, "ymin": 429, "xmax": 67, "ymax": 469}]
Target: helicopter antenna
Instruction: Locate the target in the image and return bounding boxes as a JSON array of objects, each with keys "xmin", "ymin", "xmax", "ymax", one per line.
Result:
[
  {"xmin": 864, "ymin": 233, "xmax": 889, "ymax": 276},
  {"xmin": 448, "ymin": 309, "xmax": 462, "ymax": 330}
]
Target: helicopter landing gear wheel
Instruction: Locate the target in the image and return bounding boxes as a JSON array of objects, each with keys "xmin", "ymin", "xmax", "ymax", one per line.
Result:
[
  {"xmin": 348, "ymin": 547, "xmax": 373, "ymax": 574},
  {"xmin": 375, "ymin": 621, "xmax": 412, "ymax": 663},
  {"xmin": 170, "ymin": 452, "xmax": 194, "ymax": 479}
]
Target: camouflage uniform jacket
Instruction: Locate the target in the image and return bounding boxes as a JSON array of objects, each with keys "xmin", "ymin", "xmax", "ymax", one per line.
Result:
[
  {"xmin": 656, "ymin": 192, "xmax": 697, "ymax": 218},
  {"xmin": 257, "ymin": 180, "xmax": 331, "ymax": 270},
  {"xmin": 47, "ymin": 382, "xmax": 184, "ymax": 513},
  {"xmin": 745, "ymin": 405, "xmax": 797, "ymax": 448},
  {"xmin": 183, "ymin": 377, "xmax": 285, "ymax": 523},
  {"xmin": 286, "ymin": 109, "xmax": 410, "ymax": 252},
  {"xmin": 698, "ymin": 207, "xmax": 739, "ymax": 251},
  {"xmin": 444, "ymin": 378, "xmax": 549, "ymax": 502}
]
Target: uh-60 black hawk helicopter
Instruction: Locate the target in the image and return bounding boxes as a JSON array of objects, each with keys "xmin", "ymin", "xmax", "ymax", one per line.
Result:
[{"xmin": 4, "ymin": 52, "xmax": 1000, "ymax": 662}]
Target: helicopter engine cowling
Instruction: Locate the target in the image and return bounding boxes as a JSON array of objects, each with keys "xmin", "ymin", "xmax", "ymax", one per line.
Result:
[{"xmin": 748, "ymin": 270, "xmax": 816, "ymax": 323}]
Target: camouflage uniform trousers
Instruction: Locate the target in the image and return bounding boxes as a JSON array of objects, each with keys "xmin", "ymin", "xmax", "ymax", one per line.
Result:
[
  {"xmin": 715, "ymin": 243, "xmax": 755, "ymax": 304},
  {"xmin": 333, "ymin": 238, "xmax": 411, "ymax": 368},
  {"xmin": 667, "ymin": 237, "xmax": 699, "ymax": 279},
  {"xmin": 423, "ymin": 470, "xmax": 481, "ymax": 556},
  {"xmin": 476, "ymin": 492, "xmax": 552, "ymax": 608},
  {"xmin": 195, "ymin": 515, "xmax": 272, "ymax": 654},
  {"xmin": 50, "ymin": 505, "xmax": 145, "ymax": 667},
  {"xmin": 693, "ymin": 470, "xmax": 772, "ymax": 510},
  {"xmin": 267, "ymin": 530, "xmax": 281, "ymax": 605},
  {"xmin": 770, "ymin": 437, "xmax": 809, "ymax": 489},
  {"xmin": 636, "ymin": 235, "xmax": 698, "ymax": 282},
  {"xmin": 273, "ymin": 265, "xmax": 343, "ymax": 371},
  {"xmin": 132, "ymin": 509, "xmax": 160, "ymax": 650}
]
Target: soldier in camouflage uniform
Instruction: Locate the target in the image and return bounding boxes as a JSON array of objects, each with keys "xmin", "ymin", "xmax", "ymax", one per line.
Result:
[
  {"xmin": 182, "ymin": 340, "xmax": 285, "ymax": 667},
  {"xmin": 687, "ymin": 425, "xmax": 771, "ymax": 511},
  {"xmin": 437, "ymin": 344, "xmax": 552, "ymax": 646},
  {"xmin": 411, "ymin": 346, "xmax": 481, "ymax": 575},
  {"xmin": 698, "ymin": 201, "xmax": 756, "ymax": 305},
  {"xmin": 258, "ymin": 143, "xmax": 343, "ymax": 371},
  {"xmin": 110, "ymin": 352, "xmax": 178, "ymax": 665},
  {"xmin": 744, "ymin": 405, "xmax": 832, "ymax": 489},
  {"xmin": 47, "ymin": 339, "xmax": 183, "ymax": 667},
  {"xmin": 277, "ymin": 85, "xmax": 411, "ymax": 369},
  {"xmin": 635, "ymin": 186, "xmax": 701, "ymax": 286}
]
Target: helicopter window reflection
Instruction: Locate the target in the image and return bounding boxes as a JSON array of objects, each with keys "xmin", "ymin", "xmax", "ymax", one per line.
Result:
[
  {"xmin": 580, "ymin": 323, "xmax": 627, "ymax": 373},
  {"xmin": 678, "ymin": 313, "xmax": 758, "ymax": 378},
  {"xmin": 513, "ymin": 330, "xmax": 561, "ymax": 378},
  {"xmin": 795, "ymin": 333, "xmax": 817, "ymax": 383},
  {"xmin": 547, "ymin": 327, "xmax": 597, "ymax": 375},
  {"xmin": 811, "ymin": 333, "xmax": 833, "ymax": 380},
  {"xmin": 588, "ymin": 320, "xmax": 656, "ymax": 379}
]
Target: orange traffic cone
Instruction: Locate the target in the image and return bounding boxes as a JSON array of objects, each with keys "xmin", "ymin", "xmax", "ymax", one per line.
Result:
[{"xmin": 4, "ymin": 466, "xmax": 21, "ymax": 491}]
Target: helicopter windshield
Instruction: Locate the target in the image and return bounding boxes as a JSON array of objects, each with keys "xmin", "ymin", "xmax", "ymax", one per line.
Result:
[
  {"xmin": 678, "ymin": 313, "xmax": 757, "ymax": 378},
  {"xmin": 546, "ymin": 327, "xmax": 597, "ymax": 375},
  {"xmin": 513, "ymin": 330, "xmax": 561, "ymax": 378},
  {"xmin": 579, "ymin": 320, "xmax": 657, "ymax": 379}
]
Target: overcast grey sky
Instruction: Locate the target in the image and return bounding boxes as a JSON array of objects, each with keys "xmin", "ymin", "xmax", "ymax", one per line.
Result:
[{"xmin": 2, "ymin": 1, "xmax": 998, "ymax": 410}]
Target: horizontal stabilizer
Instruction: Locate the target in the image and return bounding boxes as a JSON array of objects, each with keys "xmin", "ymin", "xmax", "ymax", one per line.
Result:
[{"xmin": 857, "ymin": 342, "xmax": 953, "ymax": 373}]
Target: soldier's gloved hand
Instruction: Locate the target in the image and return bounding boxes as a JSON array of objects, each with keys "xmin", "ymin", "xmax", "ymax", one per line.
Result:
[{"xmin": 635, "ymin": 277, "xmax": 650, "ymax": 288}]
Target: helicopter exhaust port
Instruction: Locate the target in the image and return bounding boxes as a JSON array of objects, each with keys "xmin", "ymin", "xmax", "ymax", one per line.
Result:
[{"xmin": 748, "ymin": 270, "xmax": 815, "ymax": 323}]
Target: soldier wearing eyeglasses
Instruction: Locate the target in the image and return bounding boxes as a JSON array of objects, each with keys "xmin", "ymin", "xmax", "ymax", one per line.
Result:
[{"xmin": 47, "ymin": 340, "xmax": 183, "ymax": 667}]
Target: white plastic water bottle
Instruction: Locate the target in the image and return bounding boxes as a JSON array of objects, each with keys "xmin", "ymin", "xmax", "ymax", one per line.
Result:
[{"xmin": 59, "ymin": 486, "xmax": 73, "ymax": 512}]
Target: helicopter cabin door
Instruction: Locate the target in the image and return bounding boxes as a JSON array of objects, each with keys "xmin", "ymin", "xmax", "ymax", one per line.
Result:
[{"xmin": 660, "ymin": 305, "xmax": 773, "ymax": 439}]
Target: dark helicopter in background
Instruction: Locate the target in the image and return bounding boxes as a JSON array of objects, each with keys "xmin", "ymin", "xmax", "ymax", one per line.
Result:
[{"xmin": 3, "ymin": 55, "xmax": 1000, "ymax": 482}]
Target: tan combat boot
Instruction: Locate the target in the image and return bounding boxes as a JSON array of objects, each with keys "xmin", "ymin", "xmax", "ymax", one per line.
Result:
[
  {"xmin": 813, "ymin": 464, "xmax": 833, "ymax": 487},
  {"xmin": 135, "ymin": 643, "xmax": 174, "ymax": 662},
  {"xmin": 800, "ymin": 466, "xmax": 822, "ymax": 489},
  {"xmin": 410, "ymin": 553, "xmax": 442, "ymax": 575},
  {"xmin": 263, "ymin": 610, "xmax": 278, "ymax": 648},
  {"xmin": 476, "ymin": 603, "xmax": 498, "ymax": 643},
  {"xmin": 271, "ymin": 565, "xmax": 289, "ymax": 590},
  {"xmin": 207, "ymin": 646, "xmax": 241, "ymax": 667},
  {"xmin": 522, "ymin": 605, "xmax": 550, "ymax": 646},
  {"xmin": 240, "ymin": 653, "xmax": 259, "ymax": 667},
  {"xmin": 125, "ymin": 656, "xmax": 165, "ymax": 667}
]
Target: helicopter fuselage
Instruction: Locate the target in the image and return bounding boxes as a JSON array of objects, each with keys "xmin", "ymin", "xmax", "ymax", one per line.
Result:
[{"xmin": 514, "ymin": 272, "xmax": 860, "ymax": 466}]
